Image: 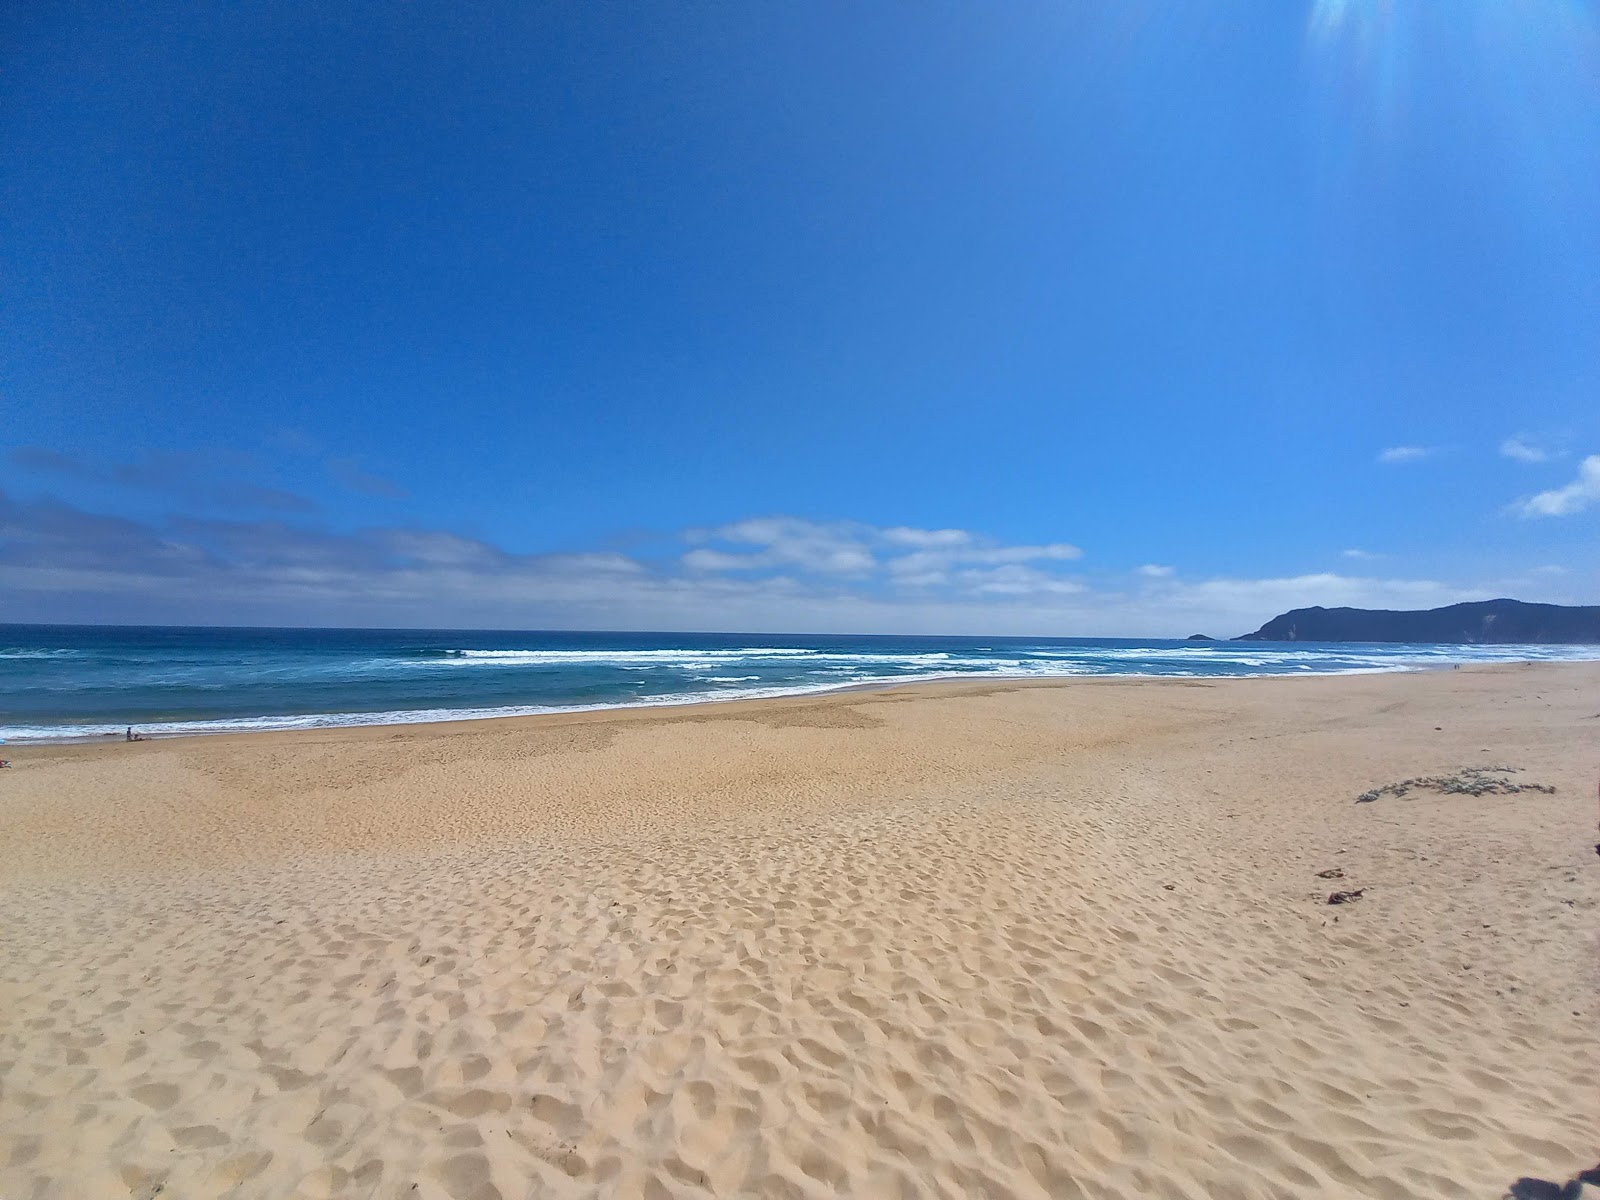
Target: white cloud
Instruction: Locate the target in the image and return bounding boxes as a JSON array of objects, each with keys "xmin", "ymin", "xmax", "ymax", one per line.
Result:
[
  {"xmin": 684, "ymin": 517, "xmax": 1082, "ymax": 584},
  {"xmin": 885, "ymin": 542, "xmax": 1081, "ymax": 588},
  {"xmin": 890, "ymin": 568, "xmax": 950, "ymax": 589},
  {"xmin": 1136, "ymin": 564, "xmax": 1174, "ymax": 577},
  {"xmin": 381, "ymin": 530, "xmax": 504, "ymax": 568},
  {"xmin": 957, "ymin": 564, "xmax": 1087, "ymax": 596},
  {"xmin": 1340, "ymin": 548, "xmax": 1382, "ymax": 560},
  {"xmin": 5, "ymin": 493, "xmax": 1572, "ymax": 639},
  {"xmin": 1377, "ymin": 446, "xmax": 1433, "ymax": 465},
  {"xmin": 682, "ymin": 517, "xmax": 876, "ymax": 574},
  {"xmin": 1511, "ymin": 455, "xmax": 1600, "ymax": 518},
  {"xmin": 681, "ymin": 548, "xmax": 755, "ymax": 572},
  {"xmin": 881, "ymin": 526, "xmax": 971, "ymax": 549},
  {"xmin": 941, "ymin": 543, "xmax": 1081, "ymax": 566},
  {"xmin": 1499, "ymin": 436, "xmax": 1551, "ymax": 464}
]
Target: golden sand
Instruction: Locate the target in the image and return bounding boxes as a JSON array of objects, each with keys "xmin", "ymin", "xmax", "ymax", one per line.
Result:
[{"xmin": 1, "ymin": 664, "xmax": 1596, "ymax": 1199}]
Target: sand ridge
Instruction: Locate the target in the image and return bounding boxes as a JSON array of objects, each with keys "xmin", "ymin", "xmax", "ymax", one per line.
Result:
[{"xmin": 1, "ymin": 665, "xmax": 1597, "ymax": 1198}]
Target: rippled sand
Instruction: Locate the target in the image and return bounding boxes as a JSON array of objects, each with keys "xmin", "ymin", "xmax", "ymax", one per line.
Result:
[{"xmin": 1, "ymin": 664, "xmax": 1596, "ymax": 1199}]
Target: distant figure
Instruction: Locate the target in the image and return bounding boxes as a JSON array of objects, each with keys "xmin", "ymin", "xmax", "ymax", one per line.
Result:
[{"xmin": 126, "ymin": 727, "xmax": 133, "ymax": 742}]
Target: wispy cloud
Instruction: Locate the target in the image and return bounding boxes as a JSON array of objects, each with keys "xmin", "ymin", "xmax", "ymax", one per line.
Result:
[
  {"xmin": 327, "ymin": 457, "xmax": 408, "ymax": 500},
  {"xmin": 957, "ymin": 564, "xmax": 1087, "ymax": 597},
  {"xmin": 0, "ymin": 492, "xmax": 1556, "ymax": 637},
  {"xmin": 1511, "ymin": 454, "xmax": 1600, "ymax": 518},
  {"xmin": 1340, "ymin": 548, "xmax": 1383, "ymax": 560},
  {"xmin": 683, "ymin": 517, "xmax": 1082, "ymax": 589},
  {"xmin": 1499, "ymin": 436, "xmax": 1552, "ymax": 464},
  {"xmin": 9, "ymin": 447, "xmax": 317, "ymax": 513},
  {"xmin": 887, "ymin": 541, "xmax": 1083, "ymax": 585},
  {"xmin": 267, "ymin": 429, "xmax": 407, "ymax": 500},
  {"xmin": 1136, "ymin": 564, "xmax": 1174, "ymax": 578},
  {"xmin": 683, "ymin": 517, "xmax": 879, "ymax": 575},
  {"xmin": 881, "ymin": 526, "xmax": 971, "ymax": 549},
  {"xmin": 1376, "ymin": 446, "xmax": 1433, "ymax": 465}
]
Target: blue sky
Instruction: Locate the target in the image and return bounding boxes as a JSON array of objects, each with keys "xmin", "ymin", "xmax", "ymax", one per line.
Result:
[{"xmin": 3, "ymin": 1, "xmax": 1597, "ymax": 636}]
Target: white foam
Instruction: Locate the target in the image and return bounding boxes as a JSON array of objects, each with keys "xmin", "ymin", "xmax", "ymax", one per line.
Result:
[
  {"xmin": 0, "ymin": 661, "xmax": 1405, "ymax": 743},
  {"xmin": 444, "ymin": 647, "xmax": 818, "ymax": 662},
  {"xmin": 6, "ymin": 639, "xmax": 1597, "ymax": 743},
  {"xmin": 419, "ymin": 648, "xmax": 968, "ymax": 671},
  {"xmin": 0, "ymin": 675, "xmax": 951, "ymax": 743}
]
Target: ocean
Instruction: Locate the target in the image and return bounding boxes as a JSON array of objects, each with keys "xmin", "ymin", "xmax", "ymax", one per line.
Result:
[{"xmin": 2, "ymin": 624, "xmax": 1595, "ymax": 743}]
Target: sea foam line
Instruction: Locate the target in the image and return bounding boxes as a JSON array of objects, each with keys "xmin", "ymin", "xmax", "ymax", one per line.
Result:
[
  {"xmin": 0, "ymin": 662, "xmax": 1417, "ymax": 743},
  {"xmin": 421, "ymin": 648, "xmax": 960, "ymax": 668}
]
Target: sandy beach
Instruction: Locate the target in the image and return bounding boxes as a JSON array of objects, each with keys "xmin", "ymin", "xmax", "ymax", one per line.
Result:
[{"xmin": 1, "ymin": 663, "xmax": 1596, "ymax": 1200}]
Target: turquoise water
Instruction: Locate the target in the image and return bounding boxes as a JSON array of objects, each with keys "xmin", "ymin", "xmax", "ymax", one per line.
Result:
[{"xmin": 2, "ymin": 625, "xmax": 1595, "ymax": 742}]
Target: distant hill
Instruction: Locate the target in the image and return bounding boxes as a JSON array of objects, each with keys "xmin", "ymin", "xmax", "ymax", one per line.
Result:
[{"xmin": 1235, "ymin": 599, "xmax": 1600, "ymax": 644}]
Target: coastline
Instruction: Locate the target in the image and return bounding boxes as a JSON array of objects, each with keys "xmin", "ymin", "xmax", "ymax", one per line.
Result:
[
  {"xmin": 0, "ymin": 654, "xmax": 1532, "ymax": 748},
  {"xmin": 3, "ymin": 663, "xmax": 1596, "ymax": 1198},
  {"xmin": 0, "ymin": 657, "xmax": 1478, "ymax": 753},
  {"xmin": 9, "ymin": 625, "xmax": 1599, "ymax": 747}
]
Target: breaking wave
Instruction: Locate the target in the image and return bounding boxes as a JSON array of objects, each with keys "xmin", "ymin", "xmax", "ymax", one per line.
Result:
[{"xmin": 3, "ymin": 628, "xmax": 1596, "ymax": 743}]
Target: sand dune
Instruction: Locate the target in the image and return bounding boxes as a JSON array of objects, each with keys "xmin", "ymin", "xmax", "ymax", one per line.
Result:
[{"xmin": 1, "ymin": 665, "xmax": 1596, "ymax": 1199}]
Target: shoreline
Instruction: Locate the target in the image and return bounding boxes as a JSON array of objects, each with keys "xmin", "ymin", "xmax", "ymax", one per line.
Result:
[
  {"xmin": 0, "ymin": 659, "xmax": 1492, "ymax": 752},
  {"xmin": 0, "ymin": 657, "xmax": 1514, "ymax": 748}
]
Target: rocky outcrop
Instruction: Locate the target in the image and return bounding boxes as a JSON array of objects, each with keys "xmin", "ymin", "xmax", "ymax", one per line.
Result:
[{"xmin": 1235, "ymin": 599, "xmax": 1600, "ymax": 644}]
